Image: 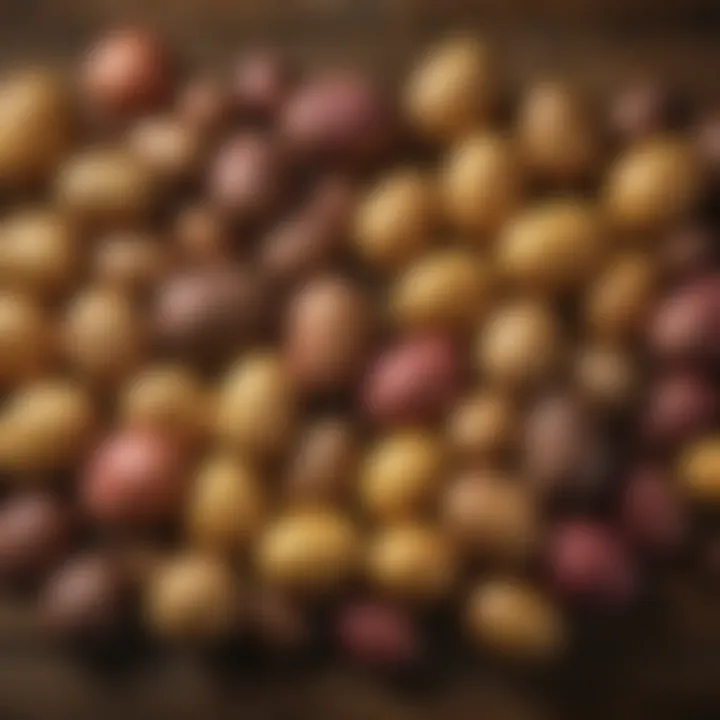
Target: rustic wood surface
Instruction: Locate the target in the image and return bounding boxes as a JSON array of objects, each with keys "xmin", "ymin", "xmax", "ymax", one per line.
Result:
[{"xmin": 0, "ymin": 2, "xmax": 718, "ymax": 719}]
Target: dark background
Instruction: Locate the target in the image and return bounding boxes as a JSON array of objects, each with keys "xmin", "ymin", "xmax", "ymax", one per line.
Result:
[{"xmin": 0, "ymin": 1, "xmax": 719, "ymax": 718}]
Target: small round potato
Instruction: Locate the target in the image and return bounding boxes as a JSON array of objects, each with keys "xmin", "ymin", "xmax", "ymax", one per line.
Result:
[
  {"xmin": 441, "ymin": 133, "xmax": 522, "ymax": 237},
  {"xmin": 678, "ymin": 437, "xmax": 720, "ymax": 505},
  {"xmin": 404, "ymin": 36, "xmax": 497, "ymax": 143},
  {"xmin": 390, "ymin": 249, "xmax": 494, "ymax": 331}
]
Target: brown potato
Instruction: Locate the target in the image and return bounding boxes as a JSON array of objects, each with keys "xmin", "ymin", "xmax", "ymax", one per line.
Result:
[
  {"xmin": 145, "ymin": 554, "xmax": 242, "ymax": 642},
  {"xmin": 0, "ymin": 209, "xmax": 77, "ymax": 298},
  {"xmin": 605, "ymin": 136, "xmax": 704, "ymax": 230},
  {"xmin": 585, "ymin": 253, "xmax": 657, "ymax": 340},
  {"xmin": 187, "ymin": 455, "xmax": 265, "ymax": 555},
  {"xmin": 367, "ymin": 524, "xmax": 456, "ymax": 603},
  {"xmin": 442, "ymin": 471, "xmax": 539, "ymax": 562},
  {"xmin": 0, "ymin": 69, "xmax": 73, "ymax": 187},
  {"xmin": 678, "ymin": 437, "xmax": 720, "ymax": 505},
  {"xmin": 517, "ymin": 81, "xmax": 598, "ymax": 183},
  {"xmin": 0, "ymin": 293, "xmax": 52, "ymax": 388},
  {"xmin": 285, "ymin": 277, "xmax": 374, "ymax": 394},
  {"xmin": 56, "ymin": 148, "xmax": 159, "ymax": 226},
  {"xmin": 441, "ymin": 133, "xmax": 522, "ymax": 236},
  {"xmin": 216, "ymin": 352, "xmax": 296, "ymax": 458},
  {"xmin": 353, "ymin": 169, "xmax": 438, "ymax": 272},
  {"xmin": 446, "ymin": 390, "xmax": 517, "ymax": 458},
  {"xmin": 0, "ymin": 381, "xmax": 94, "ymax": 473},
  {"xmin": 63, "ymin": 287, "xmax": 145, "ymax": 385},
  {"xmin": 121, "ymin": 365, "xmax": 209, "ymax": 442},
  {"xmin": 255, "ymin": 510, "xmax": 360, "ymax": 595},
  {"xmin": 285, "ymin": 418, "xmax": 359, "ymax": 507},
  {"xmin": 127, "ymin": 115, "xmax": 205, "ymax": 183},
  {"xmin": 497, "ymin": 200, "xmax": 604, "ymax": 295},
  {"xmin": 360, "ymin": 430, "xmax": 445, "ymax": 521},
  {"xmin": 466, "ymin": 579, "xmax": 567, "ymax": 661},
  {"xmin": 93, "ymin": 231, "xmax": 168, "ymax": 295},
  {"xmin": 390, "ymin": 249, "xmax": 494, "ymax": 330},
  {"xmin": 173, "ymin": 204, "xmax": 232, "ymax": 266},
  {"xmin": 404, "ymin": 36, "xmax": 497, "ymax": 143},
  {"xmin": 476, "ymin": 301, "xmax": 562, "ymax": 390},
  {"xmin": 574, "ymin": 345, "xmax": 638, "ymax": 411}
]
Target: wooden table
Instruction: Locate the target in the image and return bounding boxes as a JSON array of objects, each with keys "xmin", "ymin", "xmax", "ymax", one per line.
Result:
[{"xmin": 0, "ymin": 2, "xmax": 718, "ymax": 718}]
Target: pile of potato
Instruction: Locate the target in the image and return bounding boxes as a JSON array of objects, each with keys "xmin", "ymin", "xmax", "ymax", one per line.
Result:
[{"xmin": 0, "ymin": 28, "xmax": 718, "ymax": 669}]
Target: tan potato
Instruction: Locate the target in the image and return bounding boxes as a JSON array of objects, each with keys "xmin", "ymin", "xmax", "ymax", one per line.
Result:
[
  {"xmin": 678, "ymin": 437, "xmax": 720, "ymax": 504},
  {"xmin": 145, "ymin": 554, "xmax": 243, "ymax": 642},
  {"xmin": 56, "ymin": 148, "xmax": 159, "ymax": 226},
  {"xmin": 446, "ymin": 390, "xmax": 517, "ymax": 458},
  {"xmin": 0, "ymin": 210, "xmax": 77, "ymax": 298},
  {"xmin": 63, "ymin": 287, "xmax": 145, "ymax": 385},
  {"xmin": 574, "ymin": 345, "xmax": 638, "ymax": 411},
  {"xmin": 256, "ymin": 510, "xmax": 360, "ymax": 595},
  {"xmin": 585, "ymin": 253, "xmax": 658, "ymax": 341},
  {"xmin": 517, "ymin": 81, "xmax": 598, "ymax": 183},
  {"xmin": 498, "ymin": 200, "xmax": 604, "ymax": 295},
  {"xmin": 187, "ymin": 455, "xmax": 265, "ymax": 554},
  {"xmin": 0, "ymin": 380, "xmax": 94, "ymax": 473},
  {"xmin": 605, "ymin": 136, "xmax": 704, "ymax": 230},
  {"xmin": 121, "ymin": 365, "xmax": 209, "ymax": 441},
  {"xmin": 367, "ymin": 524, "xmax": 456, "ymax": 603},
  {"xmin": 466, "ymin": 579, "xmax": 567, "ymax": 660},
  {"xmin": 476, "ymin": 301, "xmax": 562, "ymax": 391},
  {"xmin": 216, "ymin": 352, "xmax": 296, "ymax": 458},
  {"xmin": 0, "ymin": 293, "xmax": 53, "ymax": 388},
  {"xmin": 390, "ymin": 249, "xmax": 494, "ymax": 330},
  {"xmin": 360, "ymin": 430, "xmax": 445, "ymax": 521},
  {"xmin": 93, "ymin": 231, "xmax": 168, "ymax": 294},
  {"xmin": 354, "ymin": 169, "xmax": 438, "ymax": 272},
  {"xmin": 0, "ymin": 69, "xmax": 74, "ymax": 187},
  {"xmin": 441, "ymin": 133, "xmax": 522, "ymax": 237},
  {"xmin": 404, "ymin": 37, "xmax": 497, "ymax": 143}
]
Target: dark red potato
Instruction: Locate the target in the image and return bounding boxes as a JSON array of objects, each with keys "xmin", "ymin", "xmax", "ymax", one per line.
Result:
[
  {"xmin": 621, "ymin": 467, "xmax": 686, "ymax": 555},
  {"xmin": 280, "ymin": 72, "xmax": 394, "ymax": 169},
  {"xmin": 233, "ymin": 49, "xmax": 295, "ymax": 120},
  {"xmin": 208, "ymin": 133, "xmax": 288, "ymax": 222},
  {"xmin": 550, "ymin": 521, "xmax": 638, "ymax": 605},
  {"xmin": 0, "ymin": 494, "xmax": 72, "ymax": 584},
  {"xmin": 363, "ymin": 333, "xmax": 464, "ymax": 426},
  {"xmin": 81, "ymin": 27, "xmax": 174, "ymax": 119},
  {"xmin": 336, "ymin": 601, "xmax": 422, "ymax": 668},
  {"xmin": 82, "ymin": 429, "xmax": 186, "ymax": 526},
  {"xmin": 648, "ymin": 275, "xmax": 720, "ymax": 362},
  {"xmin": 642, "ymin": 372, "xmax": 716, "ymax": 446}
]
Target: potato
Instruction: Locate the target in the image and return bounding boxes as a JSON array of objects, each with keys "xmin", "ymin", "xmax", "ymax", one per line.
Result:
[
  {"xmin": 441, "ymin": 133, "xmax": 522, "ymax": 236},
  {"xmin": 256, "ymin": 510, "xmax": 360, "ymax": 595},
  {"xmin": 353, "ymin": 169, "xmax": 438, "ymax": 271},
  {"xmin": 363, "ymin": 333, "xmax": 463, "ymax": 426},
  {"xmin": 404, "ymin": 36, "xmax": 497, "ymax": 143},
  {"xmin": 0, "ymin": 209, "xmax": 77, "ymax": 298},
  {"xmin": 281, "ymin": 72, "xmax": 393, "ymax": 169},
  {"xmin": 216, "ymin": 352, "xmax": 296, "ymax": 458},
  {"xmin": 466, "ymin": 579, "xmax": 566, "ymax": 661},
  {"xmin": 187, "ymin": 455, "xmax": 265, "ymax": 555},
  {"xmin": 517, "ymin": 81, "xmax": 598, "ymax": 183},
  {"xmin": 360, "ymin": 430, "xmax": 445, "ymax": 521},
  {"xmin": 56, "ymin": 148, "xmax": 159, "ymax": 226},
  {"xmin": 574, "ymin": 345, "xmax": 638, "ymax": 411},
  {"xmin": 585, "ymin": 253, "xmax": 657, "ymax": 340},
  {"xmin": 0, "ymin": 381, "xmax": 94, "ymax": 473},
  {"xmin": 678, "ymin": 437, "xmax": 720, "ymax": 504},
  {"xmin": 233, "ymin": 49, "xmax": 295, "ymax": 120},
  {"xmin": 367, "ymin": 524, "xmax": 456, "ymax": 603},
  {"xmin": 0, "ymin": 69, "xmax": 73, "ymax": 187},
  {"xmin": 284, "ymin": 277, "xmax": 374, "ymax": 393},
  {"xmin": 497, "ymin": 200, "xmax": 604, "ymax": 295},
  {"xmin": 0, "ymin": 293, "xmax": 53, "ymax": 388},
  {"xmin": 605, "ymin": 136, "xmax": 704, "ymax": 230},
  {"xmin": 476, "ymin": 301, "xmax": 562, "ymax": 391},
  {"xmin": 390, "ymin": 249, "xmax": 494, "ymax": 330}
]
